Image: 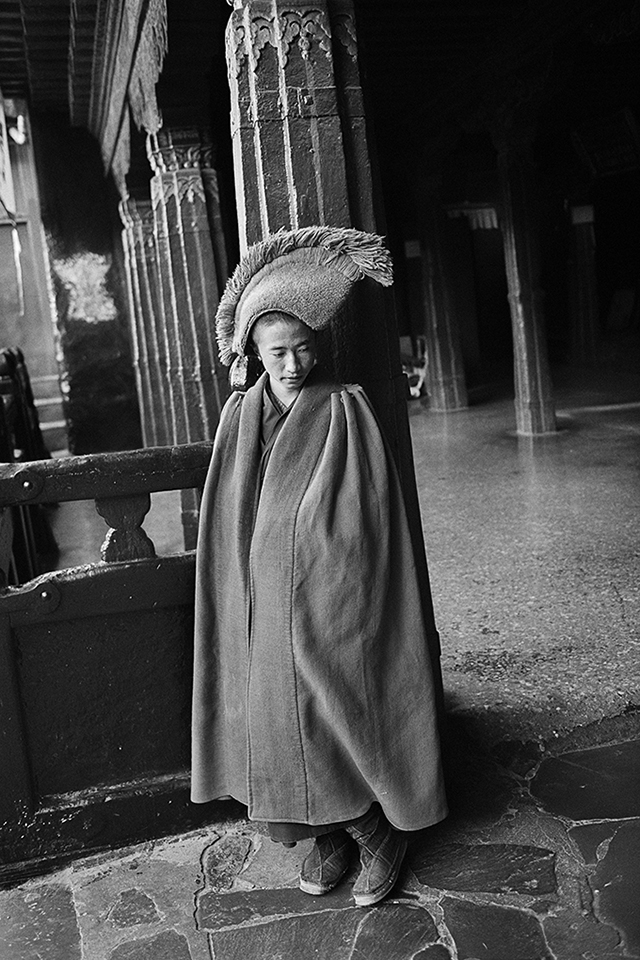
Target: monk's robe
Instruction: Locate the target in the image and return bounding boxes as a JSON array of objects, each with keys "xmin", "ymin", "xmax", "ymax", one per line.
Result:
[{"xmin": 191, "ymin": 367, "xmax": 447, "ymax": 832}]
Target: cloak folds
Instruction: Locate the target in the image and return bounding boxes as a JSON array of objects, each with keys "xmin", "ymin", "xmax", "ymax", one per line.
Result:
[{"xmin": 191, "ymin": 368, "xmax": 447, "ymax": 831}]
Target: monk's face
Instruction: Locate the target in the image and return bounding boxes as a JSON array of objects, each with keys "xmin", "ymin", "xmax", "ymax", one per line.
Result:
[{"xmin": 252, "ymin": 317, "xmax": 317, "ymax": 404}]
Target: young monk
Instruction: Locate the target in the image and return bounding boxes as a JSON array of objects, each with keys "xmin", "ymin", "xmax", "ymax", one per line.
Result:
[{"xmin": 191, "ymin": 227, "xmax": 447, "ymax": 907}]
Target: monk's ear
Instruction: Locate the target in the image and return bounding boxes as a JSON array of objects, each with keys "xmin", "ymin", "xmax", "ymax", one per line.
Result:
[{"xmin": 247, "ymin": 336, "xmax": 261, "ymax": 360}]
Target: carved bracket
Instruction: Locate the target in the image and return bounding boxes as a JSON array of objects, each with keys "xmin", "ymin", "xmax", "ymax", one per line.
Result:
[
  {"xmin": 227, "ymin": 4, "xmax": 333, "ymax": 79},
  {"xmin": 153, "ymin": 175, "xmax": 207, "ymax": 209},
  {"xmin": 281, "ymin": 9, "xmax": 332, "ymax": 63},
  {"xmin": 147, "ymin": 130, "xmax": 214, "ymax": 174},
  {"xmin": 333, "ymin": 11, "xmax": 357, "ymax": 61}
]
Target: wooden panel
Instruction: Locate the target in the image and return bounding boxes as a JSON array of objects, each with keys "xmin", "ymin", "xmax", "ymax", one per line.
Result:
[
  {"xmin": 0, "ymin": 550, "xmax": 242, "ymax": 878},
  {"xmin": 13, "ymin": 562, "xmax": 195, "ymax": 796}
]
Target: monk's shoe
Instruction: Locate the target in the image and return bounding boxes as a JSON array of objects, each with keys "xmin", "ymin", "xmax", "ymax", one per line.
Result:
[
  {"xmin": 346, "ymin": 810, "xmax": 407, "ymax": 907},
  {"xmin": 299, "ymin": 830, "xmax": 353, "ymax": 895}
]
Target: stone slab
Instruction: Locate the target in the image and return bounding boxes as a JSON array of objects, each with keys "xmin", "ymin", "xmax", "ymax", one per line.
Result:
[
  {"xmin": 543, "ymin": 908, "xmax": 625, "ymax": 960},
  {"xmin": 208, "ymin": 901, "xmax": 438, "ymax": 960},
  {"xmin": 0, "ymin": 881, "xmax": 81, "ymax": 960},
  {"xmin": 591, "ymin": 820, "xmax": 640, "ymax": 957},
  {"xmin": 202, "ymin": 833, "xmax": 252, "ymax": 892},
  {"xmin": 411, "ymin": 842, "xmax": 556, "ymax": 895},
  {"xmin": 240, "ymin": 837, "xmax": 315, "ymax": 889},
  {"xmin": 72, "ymin": 846, "xmax": 210, "ymax": 960},
  {"xmin": 569, "ymin": 821, "xmax": 619, "ymax": 865},
  {"xmin": 348, "ymin": 902, "xmax": 438, "ymax": 958},
  {"xmin": 442, "ymin": 896, "xmax": 552, "ymax": 959},
  {"xmin": 531, "ymin": 739, "xmax": 640, "ymax": 821},
  {"xmin": 414, "ymin": 948, "xmax": 451, "ymax": 960},
  {"xmin": 196, "ymin": 884, "xmax": 354, "ymax": 930},
  {"xmin": 108, "ymin": 929, "xmax": 192, "ymax": 960},
  {"xmin": 209, "ymin": 909, "xmax": 362, "ymax": 960},
  {"xmin": 108, "ymin": 889, "xmax": 162, "ymax": 927}
]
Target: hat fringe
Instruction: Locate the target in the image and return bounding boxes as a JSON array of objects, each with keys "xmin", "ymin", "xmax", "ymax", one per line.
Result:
[{"xmin": 216, "ymin": 227, "xmax": 393, "ymax": 365}]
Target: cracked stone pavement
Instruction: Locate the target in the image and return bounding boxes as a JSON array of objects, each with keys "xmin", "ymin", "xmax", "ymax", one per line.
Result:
[{"xmin": 1, "ymin": 729, "xmax": 639, "ymax": 960}]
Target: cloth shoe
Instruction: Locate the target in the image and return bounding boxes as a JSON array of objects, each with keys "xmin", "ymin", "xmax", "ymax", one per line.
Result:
[
  {"xmin": 345, "ymin": 808, "xmax": 408, "ymax": 907},
  {"xmin": 299, "ymin": 830, "xmax": 353, "ymax": 895}
]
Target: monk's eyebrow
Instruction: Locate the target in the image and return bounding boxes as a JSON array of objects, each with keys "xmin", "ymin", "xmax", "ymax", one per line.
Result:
[{"xmin": 268, "ymin": 339, "xmax": 311, "ymax": 350}]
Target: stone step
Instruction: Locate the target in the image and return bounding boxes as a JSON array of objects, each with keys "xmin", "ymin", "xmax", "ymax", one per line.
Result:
[
  {"xmin": 30, "ymin": 374, "xmax": 63, "ymax": 401},
  {"xmin": 34, "ymin": 396, "xmax": 64, "ymax": 424},
  {"xmin": 29, "ymin": 376, "xmax": 68, "ymax": 454},
  {"xmin": 40, "ymin": 420, "xmax": 68, "ymax": 456}
]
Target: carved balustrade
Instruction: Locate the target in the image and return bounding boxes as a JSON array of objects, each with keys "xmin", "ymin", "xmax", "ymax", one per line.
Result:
[
  {"xmin": 0, "ymin": 443, "xmax": 213, "ymax": 586},
  {"xmin": 0, "ymin": 441, "xmax": 220, "ymax": 873}
]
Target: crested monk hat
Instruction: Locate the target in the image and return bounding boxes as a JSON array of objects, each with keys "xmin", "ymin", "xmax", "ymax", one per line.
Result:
[{"xmin": 215, "ymin": 225, "xmax": 393, "ymax": 385}]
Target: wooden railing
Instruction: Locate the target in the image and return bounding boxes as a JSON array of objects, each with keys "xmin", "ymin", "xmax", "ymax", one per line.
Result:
[
  {"xmin": 0, "ymin": 440, "xmax": 227, "ymax": 879},
  {"xmin": 0, "ymin": 441, "xmax": 214, "ymax": 574}
]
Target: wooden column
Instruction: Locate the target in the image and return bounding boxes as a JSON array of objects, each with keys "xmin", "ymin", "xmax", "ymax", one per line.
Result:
[
  {"xmin": 147, "ymin": 128, "xmax": 231, "ymax": 546},
  {"xmin": 568, "ymin": 204, "xmax": 599, "ymax": 364},
  {"xmin": 226, "ymin": 0, "xmax": 444, "ymax": 710},
  {"xmin": 226, "ymin": 0, "xmax": 413, "ymax": 463},
  {"xmin": 120, "ymin": 198, "xmax": 172, "ymax": 447},
  {"xmin": 148, "ymin": 129, "xmax": 230, "ymax": 448},
  {"xmin": 420, "ymin": 188, "xmax": 468, "ymax": 411},
  {"xmin": 495, "ymin": 129, "xmax": 556, "ymax": 435}
]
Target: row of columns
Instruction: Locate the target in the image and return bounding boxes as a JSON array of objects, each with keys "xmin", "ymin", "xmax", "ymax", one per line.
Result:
[
  {"xmin": 116, "ymin": 0, "xmax": 601, "ymax": 685},
  {"xmin": 419, "ymin": 128, "xmax": 559, "ymax": 433},
  {"xmin": 119, "ymin": 0, "xmax": 444, "ymax": 700},
  {"xmin": 418, "ymin": 129, "xmax": 600, "ymax": 433},
  {"xmin": 120, "ymin": 129, "xmax": 232, "ymax": 545},
  {"xmin": 120, "ymin": 2, "xmax": 602, "ymax": 476}
]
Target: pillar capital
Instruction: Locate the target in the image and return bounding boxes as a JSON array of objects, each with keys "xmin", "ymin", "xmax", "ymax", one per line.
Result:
[
  {"xmin": 227, "ymin": 1, "xmax": 334, "ymax": 75},
  {"xmin": 147, "ymin": 128, "xmax": 215, "ymax": 175},
  {"xmin": 225, "ymin": 0, "xmax": 366, "ymax": 247}
]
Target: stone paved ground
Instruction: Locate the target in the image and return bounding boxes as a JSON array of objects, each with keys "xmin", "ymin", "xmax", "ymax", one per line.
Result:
[
  {"xmin": 2, "ymin": 726, "xmax": 639, "ymax": 959},
  {"xmin": 3, "ymin": 365, "xmax": 638, "ymax": 958}
]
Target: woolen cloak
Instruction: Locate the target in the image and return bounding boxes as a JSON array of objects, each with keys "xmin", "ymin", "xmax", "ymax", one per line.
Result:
[{"xmin": 191, "ymin": 368, "xmax": 447, "ymax": 831}]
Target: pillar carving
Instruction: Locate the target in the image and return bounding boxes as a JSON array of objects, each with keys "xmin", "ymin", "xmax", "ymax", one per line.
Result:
[
  {"xmin": 147, "ymin": 127, "xmax": 231, "ymax": 547},
  {"xmin": 420, "ymin": 182, "xmax": 468, "ymax": 411},
  {"xmin": 568, "ymin": 205, "xmax": 599, "ymax": 364},
  {"xmin": 225, "ymin": 0, "xmax": 405, "ymax": 451},
  {"xmin": 494, "ymin": 125, "xmax": 556, "ymax": 435},
  {"xmin": 227, "ymin": 0, "xmax": 352, "ymax": 246},
  {"xmin": 147, "ymin": 127, "xmax": 230, "ymax": 450},
  {"xmin": 120, "ymin": 198, "xmax": 172, "ymax": 447},
  {"xmin": 225, "ymin": 0, "xmax": 444, "ymax": 711}
]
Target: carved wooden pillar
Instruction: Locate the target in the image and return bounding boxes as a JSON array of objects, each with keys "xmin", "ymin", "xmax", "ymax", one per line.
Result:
[
  {"xmin": 495, "ymin": 128, "xmax": 556, "ymax": 435},
  {"xmin": 148, "ymin": 129, "xmax": 230, "ymax": 451},
  {"xmin": 568, "ymin": 204, "xmax": 599, "ymax": 364},
  {"xmin": 120, "ymin": 198, "xmax": 172, "ymax": 447},
  {"xmin": 226, "ymin": 0, "xmax": 411, "ymax": 460},
  {"xmin": 226, "ymin": 0, "xmax": 444, "ymax": 712},
  {"xmin": 420, "ymin": 185, "xmax": 468, "ymax": 411},
  {"xmin": 147, "ymin": 128, "xmax": 231, "ymax": 546},
  {"xmin": 228, "ymin": 0, "xmax": 349, "ymax": 244}
]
